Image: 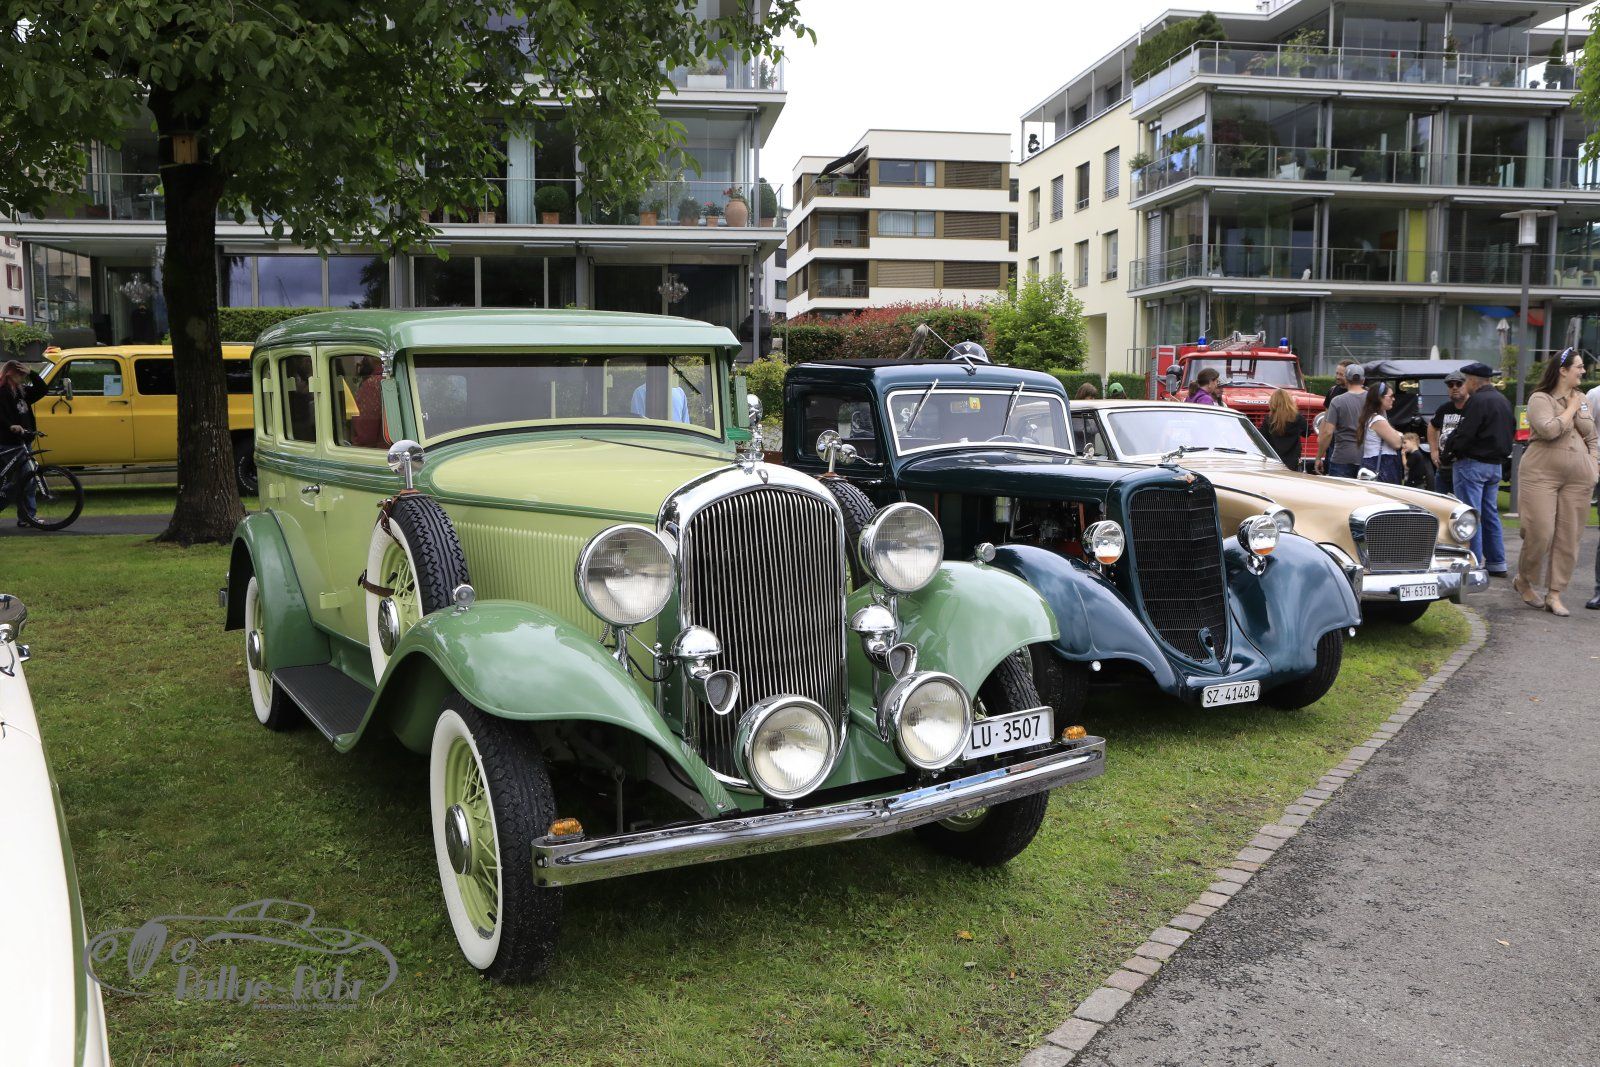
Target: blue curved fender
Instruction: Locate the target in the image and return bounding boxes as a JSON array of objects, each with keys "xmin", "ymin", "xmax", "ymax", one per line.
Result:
[
  {"xmin": 1223, "ymin": 531, "xmax": 1362, "ymax": 677},
  {"xmin": 224, "ymin": 512, "xmax": 330, "ymax": 672},
  {"xmin": 985, "ymin": 544, "xmax": 1179, "ymax": 690},
  {"xmin": 360, "ymin": 600, "xmax": 738, "ymax": 815}
]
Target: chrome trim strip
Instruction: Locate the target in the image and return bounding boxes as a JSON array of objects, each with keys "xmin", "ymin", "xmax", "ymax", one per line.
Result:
[
  {"xmin": 1361, "ymin": 561, "xmax": 1489, "ymax": 602},
  {"xmin": 530, "ymin": 739, "xmax": 1106, "ymax": 886}
]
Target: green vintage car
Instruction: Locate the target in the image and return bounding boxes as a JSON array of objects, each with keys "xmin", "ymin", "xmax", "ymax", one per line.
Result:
[{"xmin": 223, "ymin": 309, "xmax": 1105, "ymax": 982}]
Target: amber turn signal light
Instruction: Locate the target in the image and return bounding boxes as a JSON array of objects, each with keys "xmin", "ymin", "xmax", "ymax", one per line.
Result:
[
  {"xmin": 1062, "ymin": 725, "xmax": 1088, "ymax": 741},
  {"xmin": 548, "ymin": 818, "xmax": 584, "ymax": 838}
]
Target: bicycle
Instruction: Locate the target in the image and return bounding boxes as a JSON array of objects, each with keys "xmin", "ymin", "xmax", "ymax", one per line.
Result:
[{"xmin": 1, "ymin": 430, "xmax": 84, "ymax": 531}]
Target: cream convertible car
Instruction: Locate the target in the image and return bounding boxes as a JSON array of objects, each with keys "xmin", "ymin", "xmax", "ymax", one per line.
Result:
[{"xmin": 1071, "ymin": 401, "xmax": 1488, "ymax": 623}]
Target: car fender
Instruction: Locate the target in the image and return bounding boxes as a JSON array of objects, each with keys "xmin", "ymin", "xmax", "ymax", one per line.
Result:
[
  {"xmin": 984, "ymin": 544, "xmax": 1179, "ymax": 688},
  {"xmin": 1224, "ymin": 531, "xmax": 1361, "ymax": 675},
  {"xmin": 360, "ymin": 600, "xmax": 738, "ymax": 815},
  {"xmin": 224, "ymin": 512, "xmax": 330, "ymax": 672}
]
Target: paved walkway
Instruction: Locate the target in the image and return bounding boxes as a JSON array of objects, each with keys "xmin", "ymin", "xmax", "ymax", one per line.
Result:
[
  {"xmin": 0, "ymin": 513, "xmax": 169, "ymax": 537},
  {"xmin": 1075, "ymin": 528, "xmax": 1600, "ymax": 1067}
]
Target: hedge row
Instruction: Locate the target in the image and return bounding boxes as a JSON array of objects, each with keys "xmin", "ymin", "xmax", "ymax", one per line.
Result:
[
  {"xmin": 778, "ymin": 304, "xmax": 988, "ymax": 364},
  {"xmin": 215, "ymin": 307, "xmax": 340, "ymax": 343},
  {"xmin": 1050, "ymin": 371, "xmax": 1151, "ymax": 399}
]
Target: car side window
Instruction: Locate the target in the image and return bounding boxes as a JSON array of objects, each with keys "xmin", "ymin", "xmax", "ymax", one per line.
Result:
[
  {"xmin": 799, "ymin": 391, "xmax": 880, "ymax": 461},
  {"xmin": 1080, "ymin": 415, "xmax": 1112, "ymax": 458},
  {"xmin": 278, "ymin": 354, "xmax": 317, "ymax": 443},
  {"xmin": 257, "ymin": 362, "xmax": 276, "ymax": 441},
  {"xmin": 60, "ymin": 358, "xmax": 123, "ymax": 397},
  {"xmin": 329, "ymin": 354, "xmax": 389, "ymax": 449},
  {"xmin": 134, "ymin": 359, "xmax": 175, "ymax": 395},
  {"xmin": 224, "ymin": 361, "xmax": 253, "ymax": 395}
]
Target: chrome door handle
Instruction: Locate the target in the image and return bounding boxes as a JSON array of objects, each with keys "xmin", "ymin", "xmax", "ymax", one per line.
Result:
[{"xmin": 300, "ymin": 483, "xmax": 321, "ymax": 496}]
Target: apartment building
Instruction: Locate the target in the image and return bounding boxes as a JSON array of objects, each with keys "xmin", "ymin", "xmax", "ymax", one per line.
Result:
[
  {"xmin": 2, "ymin": 2, "xmax": 787, "ymax": 355},
  {"xmin": 785, "ymin": 130, "xmax": 1016, "ymax": 318},
  {"xmin": 1022, "ymin": 0, "xmax": 1595, "ymax": 376},
  {"xmin": 0, "ymin": 237, "xmax": 24, "ymax": 321}
]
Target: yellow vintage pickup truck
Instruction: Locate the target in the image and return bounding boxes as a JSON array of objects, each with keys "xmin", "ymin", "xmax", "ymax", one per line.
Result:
[{"xmin": 31, "ymin": 345, "xmax": 257, "ymax": 492}]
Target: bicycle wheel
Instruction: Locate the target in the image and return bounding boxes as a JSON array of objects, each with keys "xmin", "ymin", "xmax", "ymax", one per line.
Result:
[{"xmin": 24, "ymin": 465, "xmax": 84, "ymax": 531}]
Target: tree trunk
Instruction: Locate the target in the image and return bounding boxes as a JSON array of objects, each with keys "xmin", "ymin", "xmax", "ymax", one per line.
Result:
[{"xmin": 156, "ymin": 158, "xmax": 243, "ymax": 545}]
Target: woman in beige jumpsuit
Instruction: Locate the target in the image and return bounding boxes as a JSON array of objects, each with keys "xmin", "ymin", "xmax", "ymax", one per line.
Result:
[{"xmin": 1515, "ymin": 348, "xmax": 1600, "ymax": 616}]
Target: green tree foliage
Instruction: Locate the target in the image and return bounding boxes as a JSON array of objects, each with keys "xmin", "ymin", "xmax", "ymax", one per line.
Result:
[
  {"xmin": 987, "ymin": 274, "xmax": 1088, "ymax": 374},
  {"xmin": 1131, "ymin": 13, "xmax": 1225, "ymax": 82},
  {"xmin": 778, "ymin": 303, "xmax": 987, "ymax": 362},
  {"xmin": 0, "ymin": 1, "xmax": 809, "ymax": 542},
  {"xmin": 741, "ymin": 357, "xmax": 788, "ymax": 423}
]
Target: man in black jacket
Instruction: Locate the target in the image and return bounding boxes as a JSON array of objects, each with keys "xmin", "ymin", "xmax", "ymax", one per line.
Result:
[
  {"xmin": 1438, "ymin": 361, "xmax": 1514, "ymax": 576},
  {"xmin": 1, "ymin": 359, "xmax": 48, "ymax": 525}
]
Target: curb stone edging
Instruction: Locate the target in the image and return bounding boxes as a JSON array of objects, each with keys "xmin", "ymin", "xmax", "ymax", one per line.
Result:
[{"xmin": 1020, "ymin": 606, "xmax": 1488, "ymax": 1066}]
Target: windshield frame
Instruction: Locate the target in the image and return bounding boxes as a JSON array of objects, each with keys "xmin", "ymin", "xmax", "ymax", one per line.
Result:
[
  {"xmin": 403, "ymin": 346, "xmax": 725, "ymax": 447},
  {"xmin": 884, "ymin": 385, "xmax": 1075, "ymax": 458},
  {"xmin": 1100, "ymin": 405, "xmax": 1282, "ymax": 465},
  {"xmin": 1185, "ymin": 356, "xmax": 1304, "ymax": 390}
]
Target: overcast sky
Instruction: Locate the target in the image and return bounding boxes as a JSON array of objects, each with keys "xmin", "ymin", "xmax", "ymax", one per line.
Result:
[{"xmin": 759, "ymin": 0, "xmax": 1598, "ymax": 191}]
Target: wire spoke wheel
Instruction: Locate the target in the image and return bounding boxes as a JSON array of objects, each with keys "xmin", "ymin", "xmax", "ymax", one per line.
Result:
[
  {"xmin": 445, "ymin": 736, "xmax": 501, "ymax": 937},
  {"xmin": 23, "ymin": 465, "xmax": 84, "ymax": 530},
  {"xmin": 380, "ymin": 540, "xmax": 423, "ymax": 634}
]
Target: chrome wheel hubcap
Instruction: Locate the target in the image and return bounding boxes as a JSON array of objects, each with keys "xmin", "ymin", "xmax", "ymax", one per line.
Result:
[
  {"xmin": 245, "ymin": 629, "xmax": 264, "ymax": 671},
  {"xmin": 377, "ymin": 598, "xmax": 400, "ymax": 654},
  {"xmin": 444, "ymin": 803, "xmax": 474, "ymax": 876}
]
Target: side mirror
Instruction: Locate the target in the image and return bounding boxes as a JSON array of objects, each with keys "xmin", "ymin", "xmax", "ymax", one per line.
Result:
[
  {"xmin": 386, "ymin": 439, "xmax": 425, "ymax": 490},
  {"xmin": 1164, "ymin": 366, "xmax": 1182, "ymax": 392},
  {"xmin": 57, "ymin": 377, "xmax": 73, "ymax": 400},
  {"xmin": 816, "ymin": 429, "xmax": 858, "ymax": 474}
]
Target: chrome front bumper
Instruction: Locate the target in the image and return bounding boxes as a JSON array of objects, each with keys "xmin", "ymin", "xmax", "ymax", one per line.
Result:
[
  {"xmin": 530, "ymin": 739, "xmax": 1106, "ymax": 886},
  {"xmin": 1361, "ymin": 556, "xmax": 1489, "ymax": 603}
]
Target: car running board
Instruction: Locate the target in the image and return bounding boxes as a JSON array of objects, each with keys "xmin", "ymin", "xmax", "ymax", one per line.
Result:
[{"xmin": 272, "ymin": 665, "xmax": 373, "ymax": 742}]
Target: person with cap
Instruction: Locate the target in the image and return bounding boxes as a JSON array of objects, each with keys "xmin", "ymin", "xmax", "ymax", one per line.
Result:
[
  {"xmin": 1188, "ymin": 367, "xmax": 1222, "ymax": 404},
  {"xmin": 1513, "ymin": 348, "xmax": 1598, "ymax": 617},
  {"xmin": 1316, "ymin": 362, "xmax": 1367, "ymax": 478},
  {"xmin": 1, "ymin": 359, "xmax": 48, "ymax": 526},
  {"xmin": 1107, "ymin": 380, "xmax": 1127, "ymax": 399},
  {"xmin": 1427, "ymin": 369, "xmax": 1470, "ymax": 495},
  {"xmin": 1439, "ymin": 361, "xmax": 1515, "ymax": 578}
]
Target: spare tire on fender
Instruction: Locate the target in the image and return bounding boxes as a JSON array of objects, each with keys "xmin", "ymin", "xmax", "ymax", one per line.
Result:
[
  {"xmin": 363, "ymin": 494, "xmax": 471, "ymax": 681},
  {"xmin": 817, "ymin": 477, "xmax": 876, "ymax": 588}
]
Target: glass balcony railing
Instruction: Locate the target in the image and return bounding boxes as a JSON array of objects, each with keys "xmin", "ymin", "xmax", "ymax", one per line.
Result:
[
  {"xmin": 801, "ymin": 176, "xmax": 870, "ymax": 205},
  {"xmin": 21, "ymin": 176, "xmax": 785, "ymax": 229},
  {"xmin": 1128, "ymin": 242, "xmax": 1585, "ymax": 290},
  {"xmin": 812, "ymin": 279, "xmax": 869, "ymax": 298},
  {"xmin": 665, "ymin": 55, "xmax": 784, "ymax": 92},
  {"xmin": 1131, "ymin": 142, "xmax": 1598, "ymax": 200},
  {"xmin": 1131, "ymin": 40, "xmax": 1571, "ymax": 109}
]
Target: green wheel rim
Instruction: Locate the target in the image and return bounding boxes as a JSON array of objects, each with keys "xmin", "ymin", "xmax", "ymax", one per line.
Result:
[
  {"xmin": 380, "ymin": 540, "xmax": 422, "ymax": 636},
  {"xmin": 247, "ymin": 587, "xmax": 270, "ymax": 709},
  {"xmin": 445, "ymin": 736, "xmax": 500, "ymax": 937}
]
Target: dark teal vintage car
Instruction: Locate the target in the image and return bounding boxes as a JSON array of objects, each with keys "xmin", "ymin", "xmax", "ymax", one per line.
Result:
[{"xmin": 779, "ymin": 351, "xmax": 1363, "ymax": 715}]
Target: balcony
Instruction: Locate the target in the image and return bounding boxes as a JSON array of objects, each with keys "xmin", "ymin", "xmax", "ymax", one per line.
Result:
[
  {"xmin": 20, "ymin": 176, "xmax": 787, "ymax": 230},
  {"xmin": 1131, "ymin": 143, "xmax": 1600, "ymax": 201},
  {"xmin": 801, "ymin": 176, "xmax": 870, "ymax": 205},
  {"xmin": 1129, "ymin": 241, "xmax": 1581, "ymax": 290},
  {"xmin": 665, "ymin": 55, "xmax": 784, "ymax": 92},
  {"xmin": 1132, "ymin": 40, "xmax": 1573, "ymax": 111},
  {"xmin": 813, "ymin": 279, "xmax": 868, "ymax": 298}
]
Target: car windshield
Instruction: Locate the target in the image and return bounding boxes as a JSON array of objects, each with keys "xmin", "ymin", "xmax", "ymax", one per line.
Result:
[
  {"xmin": 885, "ymin": 387, "xmax": 1072, "ymax": 455},
  {"xmin": 1187, "ymin": 357, "xmax": 1302, "ymax": 389},
  {"xmin": 411, "ymin": 352, "xmax": 718, "ymax": 441},
  {"xmin": 1105, "ymin": 408, "xmax": 1279, "ymax": 463}
]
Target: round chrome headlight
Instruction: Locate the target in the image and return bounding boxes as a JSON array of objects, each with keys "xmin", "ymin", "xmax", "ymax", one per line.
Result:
[
  {"xmin": 880, "ymin": 671, "xmax": 972, "ymax": 771},
  {"xmin": 859, "ymin": 502, "xmax": 943, "ymax": 593},
  {"xmin": 735, "ymin": 697, "xmax": 839, "ymax": 800},
  {"xmin": 1449, "ymin": 505, "xmax": 1478, "ymax": 544},
  {"xmin": 1265, "ymin": 506, "xmax": 1294, "ymax": 534},
  {"xmin": 1083, "ymin": 520, "xmax": 1125, "ymax": 565},
  {"xmin": 1239, "ymin": 514, "xmax": 1280, "ymax": 556},
  {"xmin": 575, "ymin": 524, "xmax": 675, "ymax": 626}
]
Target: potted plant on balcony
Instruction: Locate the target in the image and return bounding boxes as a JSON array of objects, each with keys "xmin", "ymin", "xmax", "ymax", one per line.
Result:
[
  {"xmin": 759, "ymin": 179, "xmax": 781, "ymax": 226},
  {"xmin": 723, "ymin": 186, "xmax": 749, "ymax": 226},
  {"xmin": 1307, "ymin": 147, "xmax": 1328, "ymax": 180},
  {"xmin": 640, "ymin": 195, "xmax": 665, "ymax": 226},
  {"xmin": 536, "ymin": 184, "xmax": 570, "ymax": 224},
  {"xmin": 677, "ymin": 196, "xmax": 701, "ymax": 226},
  {"xmin": 703, "ymin": 200, "xmax": 723, "ymax": 226},
  {"xmin": 687, "ymin": 57, "xmax": 726, "ymax": 89},
  {"xmin": 1278, "ymin": 27, "xmax": 1326, "ymax": 78},
  {"xmin": 1546, "ymin": 40, "xmax": 1575, "ymax": 90},
  {"xmin": 0, "ymin": 322, "xmax": 51, "ymax": 363}
]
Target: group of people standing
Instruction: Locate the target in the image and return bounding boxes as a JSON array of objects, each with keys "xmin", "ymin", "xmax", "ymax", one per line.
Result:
[{"xmin": 1314, "ymin": 353, "xmax": 1599, "ymax": 617}]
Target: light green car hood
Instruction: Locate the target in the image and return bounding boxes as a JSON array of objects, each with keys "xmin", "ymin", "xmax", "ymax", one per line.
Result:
[{"xmin": 426, "ymin": 435, "xmax": 733, "ymax": 518}]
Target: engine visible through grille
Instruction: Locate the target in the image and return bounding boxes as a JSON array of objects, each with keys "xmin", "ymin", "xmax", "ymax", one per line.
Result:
[
  {"xmin": 1360, "ymin": 510, "xmax": 1438, "ymax": 573},
  {"xmin": 1127, "ymin": 484, "xmax": 1229, "ymax": 662},
  {"xmin": 677, "ymin": 485, "xmax": 848, "ymax": 778}
]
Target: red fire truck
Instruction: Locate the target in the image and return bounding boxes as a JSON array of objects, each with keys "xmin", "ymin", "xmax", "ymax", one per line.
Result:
[{"xmin": 1152, "ymin": 333, "xmax": 1325, "ymax": 467}]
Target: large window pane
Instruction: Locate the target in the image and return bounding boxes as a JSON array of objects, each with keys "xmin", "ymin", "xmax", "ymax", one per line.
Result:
[
  {"xmin": 328, "ymin": 256, "xmax": 388, "ymax": 308},
  {"xmin": 675, "ymin": 264, "xmax": 740, "ymax": 329},
  {"xmin": 480, "ymin": 255, "xmax": 546, "ymax": 307},
  {"xmin": 415, "ymin": 256, "xmax": 476, "ymax": 307},
  {"xmin": 257, "ymin": 255, "xmax": 322, "ymax": 306},
  {"xmin": 594, "ymin": 264, "xmax": 664, "ymax": 315},
  {"xmin": 222, "ymin": 255, "xmax": 252, "ymax": 307}
]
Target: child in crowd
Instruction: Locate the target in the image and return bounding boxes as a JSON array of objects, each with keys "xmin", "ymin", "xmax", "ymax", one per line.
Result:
[{"xmin": 1401, "ymin": 432, "xmax": 1436, "ymax": 492}]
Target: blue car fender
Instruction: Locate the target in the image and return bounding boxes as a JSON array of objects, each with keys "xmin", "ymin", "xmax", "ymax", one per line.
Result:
[{"xmin": 1224, "ymin": 531, "xmax": 1361, "ymax": 676}]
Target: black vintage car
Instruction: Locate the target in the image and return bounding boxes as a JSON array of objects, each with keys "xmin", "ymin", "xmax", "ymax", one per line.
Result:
[{"xmin": 778, "ymin": 352, "xmax": 1363, "ymax": 716}]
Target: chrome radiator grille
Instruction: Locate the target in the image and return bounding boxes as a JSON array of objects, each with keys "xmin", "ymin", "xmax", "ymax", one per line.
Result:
[
  {"xmin": 1361, "ymin": 510, "xmax": 1438, "ymax": 573},
  {"xmin": 1127, "ymin": 484, "xmax": 1229, "ymax": 662},
  {"xmin": 677, "ymin": 486, "xmax": 849, "ymax": 778}
]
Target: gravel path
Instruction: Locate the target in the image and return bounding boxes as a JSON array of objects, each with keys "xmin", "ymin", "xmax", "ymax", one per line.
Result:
[{"xmin": 1073, "ymin": 527, "xmax": 1600, "ymax": 1067}]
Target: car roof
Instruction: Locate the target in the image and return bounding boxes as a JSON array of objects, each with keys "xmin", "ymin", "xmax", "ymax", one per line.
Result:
[
  {"xmin": 50, "ymin": 344, "xmax": 252, "ymax": 358},
  {"xmin": 253, "ymin": 308, "xmax": 740, "ymax": 353},
  {"xmin": 1361, "ymin": 358, "xmax": 1487, "ymax": 380},
  {"xmin": 1074, "ymin": 399, "xmax": 1252, "ymax": 419},
  {"xmin": 788, "ymin": 359, "xmax": 1068, "ymax": 394}
]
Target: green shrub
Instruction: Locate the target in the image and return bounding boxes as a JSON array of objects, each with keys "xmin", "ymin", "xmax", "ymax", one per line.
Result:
[
  {"xmin": 217, "ymin": 307, "xmax": 339, "ymax": 343},
  {"xmin": 535, "ymin": 184, "xmax": 571, "ymax": 215},
  {"xmin": 778, "ymin": 323, "xmax": 846, "ymax": 363},
  {"xmin": 988, "ymin": 274, "xmax": 1087, "ymax": 373},
  {"xmin": 740, "ymin": 357, "xmax": 788, "ymax": 420},
  {"xmin": 1131, "ymin": 12, "xmax": 1224, "ymax": 82},
  {"xmin": 1109, "ymin": 371, "xmax": 1150, "ymax": 398},
  {"xmin": 0, "ymin": 321, "xmax": 52, "ymax": 360},
  {"xmin": 1305, "ymin": 375, "xmax": 1336, "ymax": 398}
]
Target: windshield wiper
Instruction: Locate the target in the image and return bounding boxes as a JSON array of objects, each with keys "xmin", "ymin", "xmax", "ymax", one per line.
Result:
[
  {"xmin": 904, "ymin": 380, "xmax": 941, "ymax": 435},
  {"xmin": 996, "ymin": 381, "xmax": 1026, "ymax": 437},
  {"xmin": 667, "ymin": 356, "xmax": 703, "ymax": 396}
]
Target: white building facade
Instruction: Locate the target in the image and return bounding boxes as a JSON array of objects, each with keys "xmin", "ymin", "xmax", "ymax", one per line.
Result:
[
  {"xmin": 1023, "ymin": 0, "xmax": 1596, "ymax": 377},
  {"xmin": 785, "ymin": 130, "xmax": 1016, "ymax": 319}
]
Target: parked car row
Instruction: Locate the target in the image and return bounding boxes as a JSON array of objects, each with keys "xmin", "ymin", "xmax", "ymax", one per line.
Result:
[{"xmin": 203, "ymin": 310, "xmax": 1487, "ymax": 983}]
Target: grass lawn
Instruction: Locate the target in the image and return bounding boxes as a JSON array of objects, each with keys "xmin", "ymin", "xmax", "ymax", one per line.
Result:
[
  {"xmin": 1495, "ymin": 488, "xmax": 1599, "ymax": 533},
  {"xmin": 78, "ymin": 483, "xmax": 258, "ymax": 517},
  {"xmin": 10, "ymin": 536, "xmax": 1470, "ymax": 1066}
]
